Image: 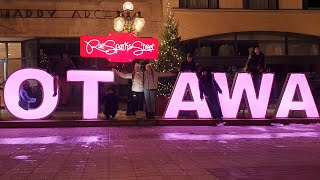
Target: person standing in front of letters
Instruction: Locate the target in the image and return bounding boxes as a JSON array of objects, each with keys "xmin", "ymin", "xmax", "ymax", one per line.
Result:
[
  {"xmin": 199, "ymin": 69, "xmax": 223, "ymax": 119},
  {"xmin": 113, "ymin": 63, "xmax": 144, "ymax": 119},
  {"xmin": 143, "ymin": 64, "xmax": 175, "ymax": 119}
]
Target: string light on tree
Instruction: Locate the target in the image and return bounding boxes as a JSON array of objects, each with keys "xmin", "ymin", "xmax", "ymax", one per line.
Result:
[
  {"xmin": 40, "ymin": 53, "xmax": 52, "ymax": 73},
  {"xmin": 152, "ymin": 0, "xmax": 184, "ymax": 96}
]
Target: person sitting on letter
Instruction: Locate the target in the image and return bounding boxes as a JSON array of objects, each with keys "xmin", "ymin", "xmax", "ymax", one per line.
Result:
[{"xmin": 18, "ymin": 81, "xmax": 37, "ymax": 110}]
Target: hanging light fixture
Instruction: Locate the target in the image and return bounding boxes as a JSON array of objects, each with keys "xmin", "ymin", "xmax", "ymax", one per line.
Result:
[
  {"xmin": 113, "ymin": 11, "xmax": 125, "ymax": 32},
  {"xmin": 133, "ymin": 11, "xmax": 145, "ymax": 33},
  {"xmin": 114, "ymin": 1, "xmax": 145, "ymax": 34},
  {"xmin": 123, "ymin": 1, "xmax": 134, "ymax": 11}
]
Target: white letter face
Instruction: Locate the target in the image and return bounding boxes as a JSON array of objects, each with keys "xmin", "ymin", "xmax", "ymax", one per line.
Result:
[
  {"xmin": 214, "ymin": 73, "xmax": 274, "ymax": 118},
  {"xmin": 4, "ymin": 69, "xmax": 59, "ymax": 119},
  {"xmin": 67, "ymin": 70, "xmax": 114, "ymax": 119},
  {"xmin": 164, "ymin": 73, "xmax": 211, "ymax": 118},
  {"xmin": 276, "ymin": 73, "xmax": 319, "ymax": 118}
]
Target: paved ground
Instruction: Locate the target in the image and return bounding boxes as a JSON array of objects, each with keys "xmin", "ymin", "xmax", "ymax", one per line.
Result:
[{"xmin": 1, "ymin": 125, "xmax": 320, "ymax": 180}]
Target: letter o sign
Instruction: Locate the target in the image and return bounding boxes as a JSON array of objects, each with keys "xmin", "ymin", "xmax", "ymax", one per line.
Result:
[{"xmin": 4, "ymin": 69, "xmax": 59, "ymax": 119}]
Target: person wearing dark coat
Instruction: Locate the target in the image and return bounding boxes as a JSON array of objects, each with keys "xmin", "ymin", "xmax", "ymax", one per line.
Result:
[
  {"xmin": 245, "ymin": 47, "xmax": 266, "ymax": 94},
  {"xmin": 196, "ymin": 64, "xmax": 204, "ymax": 78},
  {"xmin": 199, "ymin": 70, "xmax": 223, "ymax": 119},
  {"xmin": 103, "ymin": 87, "xmax": 119, "ymax": 120},
  {"xmin": 180, "ymin": 53, "xmax": 196, "ymax": 72}
]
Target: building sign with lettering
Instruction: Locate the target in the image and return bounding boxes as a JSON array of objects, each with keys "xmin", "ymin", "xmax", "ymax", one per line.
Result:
[
  {"xmin": 80, "ymin": 33, "xmax": 159, "ymax": 62},
  {"xmin": 0, "ymin": 9, "xmax": 116, "ymax": 19}
]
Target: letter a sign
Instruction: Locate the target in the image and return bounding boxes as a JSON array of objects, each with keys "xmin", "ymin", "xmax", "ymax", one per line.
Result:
[{"xmin": 80, "ymin": 33, "xmax": 159, "ymax": 62}]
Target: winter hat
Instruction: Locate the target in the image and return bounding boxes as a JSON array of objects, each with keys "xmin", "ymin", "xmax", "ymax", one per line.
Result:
[{"xmin": 187, "ymin": 53, "xmax": 192, "ymax": 58}]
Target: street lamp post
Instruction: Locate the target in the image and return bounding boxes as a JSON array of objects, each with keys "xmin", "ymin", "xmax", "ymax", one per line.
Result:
[{"xmin": 113, "ymin": 1, "xmax": 145, "ymax": 34}]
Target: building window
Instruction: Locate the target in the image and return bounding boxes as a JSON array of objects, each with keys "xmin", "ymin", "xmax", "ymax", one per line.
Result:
[
  {"xmin": 0, "ymin": 43, "xmax": 5, "ymax": 83},
  {"xmin": 288, "ymin": 42, "xmax": 319, "ymax": 56},
  {"xmin": 185, "ymin": 32, "xmax": 320, "ymax": 57},
  {"xmin": 179, "ymin": 0, "xmax": 218, "ymax": 9},
  {"xmin": 0, "ymin": 42, "xmax": 22, "ymax": 107},
  {"xmin": 303, "ymin": 0, "xmax": 320, "ymax": 9},
  {"xmin": 287, "ymin": 34, "xmax": 320, "ymax": 56},
  {"xmin": 237, "ymin": 33, "xmax": 285, "ymax": 56},
  {"xmin": 7, "ymin": 43, "xmax": 22, "ymax": 78},
  {"xmin": 243, "ymin": 0, "xmax": 278, "ymax": 10}
]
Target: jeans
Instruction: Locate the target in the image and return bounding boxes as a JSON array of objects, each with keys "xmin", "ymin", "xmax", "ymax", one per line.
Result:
[
  {"xmin": 58, "ymin": 77, "xmax": 70, "ymax": 105},
  {"xmin": 205, "ymin": 95, "xmax": 223, "ymax": 119},
  {"xmin": 132, "ymin": 91, "xmax": 144, "ymax": 112},
  {"xmin": 252, "ymin": 72, "xmax": 262, "ymax": 96},
  {"xmin": 144, "ymin": 89, "xmax": 156, "ymax": 113}
]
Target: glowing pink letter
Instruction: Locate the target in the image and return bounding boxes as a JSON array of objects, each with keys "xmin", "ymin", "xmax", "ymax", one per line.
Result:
[
  {"xmin": 276, "ymin": 73, "xmax": 319, "ymax": 118},
  {"xmin": 164, "ymin": 73, "xmax": 211, "ymax": 118},
  {"xmin": 213, "ymin": 73, "xmax": 274, "ymax": 118},
  {"xmin": 67, "ymin": 70, "xmax": 114, "ymax": 119},
  {"xmin": 4, "ymin": 69, "xmax": 59, "ymax": 119}
]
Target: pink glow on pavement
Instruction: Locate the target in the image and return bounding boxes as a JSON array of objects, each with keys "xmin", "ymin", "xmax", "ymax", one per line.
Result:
[
  {"xmin": 164, "ymin": 73, "xmax": 211, "ymax": 118},
  {"xmin": 276, "ymin": 73, "xmax": 319, "ymax": 118},
  {"xmin": 0, "ymin": 136, "xmax": 104, "ymax": 145},
  {"xmin": 4, "ymin": 69, "xmax": 59, "ymax": 119},
  {"xmin": 213, "ymin": 73, "xmax": 274, "ymax": 118},
  {"xmin": 67, "ymin": 70, "xmax": 114, "ymax": 119},
  {"xmin": 162, "ymin": 132, "xmax": 318, "ymax": 141}
]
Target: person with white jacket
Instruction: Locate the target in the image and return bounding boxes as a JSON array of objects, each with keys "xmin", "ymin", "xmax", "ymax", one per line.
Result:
[{"xmin": 113, "ymin": 63, "xmax": 144, "ymax": 118}]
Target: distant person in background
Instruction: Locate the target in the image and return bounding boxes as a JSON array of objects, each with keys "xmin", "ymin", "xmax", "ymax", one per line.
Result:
[
  {"xmin": 199, "ymin": 69, "xmax": 223, "ymax": 119},
  {"xmin": 180, "ymin": 53, "xmax": 196, "ymax": 72},
  {"xmin": 245, "ymin": 47, "xmax": 266, "ymax": 94},
  {"xmin": 19, "ymin": 81, "xmax": 36, "ymax": 110},
  {"xmin": 103, "ymin": 87, "xmax": 119, "ymax": 120},
  {"xmin": 52, "ymin": 52, "xmax": 76, "ymax": 106}
]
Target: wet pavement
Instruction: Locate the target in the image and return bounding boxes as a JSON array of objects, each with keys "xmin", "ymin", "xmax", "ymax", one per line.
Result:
[{"xmin": 0, "ymin": 125, "xmax": 320, "ymax": 180}]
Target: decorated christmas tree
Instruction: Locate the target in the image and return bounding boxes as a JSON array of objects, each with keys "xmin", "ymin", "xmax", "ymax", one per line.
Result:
[
  {"xmin": 40, "ymin": 53, "xmax": 52, "ymax": 73},
  {"xmin": 152, "ymin": 6, "xmax": 184, "ymax": 96},
  {"xmin": 152, "ymin": 11, "xmax": 183, "ymax": 73}
]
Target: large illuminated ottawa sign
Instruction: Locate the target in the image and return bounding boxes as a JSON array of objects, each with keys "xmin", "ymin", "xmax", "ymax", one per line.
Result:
[
  {"xmin": 80, "ymin": 33, "xmax": 158, "ymax": 62},
  {"xmin": 3, "ymin": 70, "xmax": 319, "ymax": 120}
]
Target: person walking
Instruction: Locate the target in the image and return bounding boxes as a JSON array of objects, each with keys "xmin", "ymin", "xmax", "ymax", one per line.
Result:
[{"xmin": 199, "ymin": 69, "xmax": 223, "ymax": 119}]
